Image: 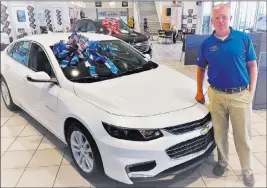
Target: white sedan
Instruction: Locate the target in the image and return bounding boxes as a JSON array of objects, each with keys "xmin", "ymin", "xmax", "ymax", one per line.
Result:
[{"xmin": 1, "ymin": 33, "xmax": 215, "ymax": 184}]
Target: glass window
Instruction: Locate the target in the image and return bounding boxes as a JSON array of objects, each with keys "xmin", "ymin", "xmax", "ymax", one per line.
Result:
[
  {"xmin": 202, "ymin": 1, "xmax": 212, "ymax": 34},
  {"xmin": 256, "ymin": 1, "xmax": 266, "ymax": 32},
  {"xmin": 229, "ymin": 1, "xmax": 237, "ymax": 28},
  {"xmin": 11, "ymin": 41, "xmax": 30, "ymax": 66},
  {"xmin": 28, "ymin": 43, "xmax": 55, "ymax": 77},
  {"xmin": 237, "ymin": 1, "xmax": 257, "ymax": 31},
  {"xmin": 74, "ymin": 19, "xmax": 97, "ymax": 32},
  {"xmin": 52, "ymin": 40, "xmax": 156, "ymax": 82}
]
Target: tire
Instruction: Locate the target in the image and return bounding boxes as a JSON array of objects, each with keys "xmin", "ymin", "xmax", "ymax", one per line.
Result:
[
  {"xmin": 67, "ymin": 122, "xmax": 104, "ymax": 178},
  {"xmin": 1, "ymin": 76, "xmax": 19, "ymax": 111}
]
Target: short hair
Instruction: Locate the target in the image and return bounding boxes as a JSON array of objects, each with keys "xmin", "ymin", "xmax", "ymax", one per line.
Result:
[{"xmin": 211, "ymin": 3, "xmax": 231, "ymax": 18}]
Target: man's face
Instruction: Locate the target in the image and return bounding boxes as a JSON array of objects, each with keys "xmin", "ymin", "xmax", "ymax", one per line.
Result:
[{"xmin": 211, "ymin": 6, "xmax": 232, "ymax": 33}]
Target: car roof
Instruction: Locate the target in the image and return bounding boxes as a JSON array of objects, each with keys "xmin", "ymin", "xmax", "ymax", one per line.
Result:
[{"xmin": 16, "ymin": 33, "xmax": 118, "ymax": 47}]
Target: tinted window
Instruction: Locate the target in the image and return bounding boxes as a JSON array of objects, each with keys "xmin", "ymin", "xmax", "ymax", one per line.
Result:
[
  {"xmin": 28, "ymin": 43, "xmax": 55, "ymax": 77},
  {"xmin": 11, "ymin": 41, "xmax": 30, "ymax": 66},
  {"xmin": 74, "ymin": 20, "xmax": 97, "ymax": 32}
]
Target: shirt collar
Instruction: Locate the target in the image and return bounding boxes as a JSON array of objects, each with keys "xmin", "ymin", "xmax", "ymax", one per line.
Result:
[{"xmin": 212, "ymin": 27, "xmax": 235, "ymax": 41}]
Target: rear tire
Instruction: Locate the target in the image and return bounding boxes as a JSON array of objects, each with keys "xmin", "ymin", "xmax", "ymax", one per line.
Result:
[
  {"xmin": 66, "ymin": 122, "xmax": 104, "ymax": 178},
  {"xmin": 1, "ymin": 76, "xmax": 19, "ymax": 111}
]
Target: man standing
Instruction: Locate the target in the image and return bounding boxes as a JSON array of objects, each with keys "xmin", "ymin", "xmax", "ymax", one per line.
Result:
[{"xmin": 195, "ymin": 4, "xmax": 258, "ymax": 187}]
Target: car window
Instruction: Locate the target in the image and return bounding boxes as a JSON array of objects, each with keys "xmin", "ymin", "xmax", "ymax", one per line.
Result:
[
  {"xmin": 74, "ymin": 20, "xmax": 97, "ymax": 32},
  {"xmin": 11, "ymin": 41, "xmax": 30, "ymax": 66},
  {"xmin": 6, "ymin": 44, "xmax": 14, "ymax": 56},
  {"xmin": 118, "ymin": 20, "xmax": 132, "ymax": 33},
  {"xmin": 28, "ymin": 43, "xmax": 55, "ymax": 77}
]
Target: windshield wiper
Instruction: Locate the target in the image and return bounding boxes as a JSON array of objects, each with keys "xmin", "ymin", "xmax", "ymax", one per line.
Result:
[{"xmin": 70, "ymin": 76, "xmax": 110, "ymax": 83}]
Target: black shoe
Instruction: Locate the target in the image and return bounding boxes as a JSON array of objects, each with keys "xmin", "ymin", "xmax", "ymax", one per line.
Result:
[
  {"xmin": 243, "ymin": 173, "xmax": 255, "ymax": 187},
  {"xmin": 213, "ymin": 163, "xmax": 226, "ymax": 176}
]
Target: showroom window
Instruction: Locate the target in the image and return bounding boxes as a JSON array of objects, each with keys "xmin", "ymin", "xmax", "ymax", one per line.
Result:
[
  {"xmin": 201, "ymin": 1, "xmax": 267, "ymax": 34},
  {"xmin": 236, "ymin": 1, "xmax": 257, "ymax": 31}
]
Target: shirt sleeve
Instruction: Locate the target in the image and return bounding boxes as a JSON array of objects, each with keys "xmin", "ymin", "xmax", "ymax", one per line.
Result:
[
  {"xmin": 196, "ymin": 42, "xmax": 208, "ymax": 68},
  {"xmin": 246, "ymin": 35, "xmax": 257, "ymax": 62}
]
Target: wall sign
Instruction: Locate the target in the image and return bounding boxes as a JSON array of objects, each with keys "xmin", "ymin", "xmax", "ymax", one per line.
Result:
[
  {"xmin": 122, "ymin": 1, "xmax": 128, "ymax": 7},
  {"xmin": 95, "ymin": 1, "xmax": 102, "ymax": 7}
]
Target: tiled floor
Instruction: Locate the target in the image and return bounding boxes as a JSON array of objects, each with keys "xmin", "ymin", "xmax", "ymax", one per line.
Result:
[{"xmin": 1, "ymin": 41, "xmax": 266, "ymax": 187}]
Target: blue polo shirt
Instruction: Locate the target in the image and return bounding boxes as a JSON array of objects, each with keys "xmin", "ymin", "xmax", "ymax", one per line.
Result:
[{"xmin": 196, "ymin": 27, "xmax": 257, "ymax": 89}]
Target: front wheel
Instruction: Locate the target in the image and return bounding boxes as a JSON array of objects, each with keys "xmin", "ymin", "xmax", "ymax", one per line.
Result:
[
  {"xmin": 1, "ymin": 77, "xmax": 19, "ymax": 111},
  {"xmin": 67, "ymin": 122, "xmax": 104, "ymax": 178}
]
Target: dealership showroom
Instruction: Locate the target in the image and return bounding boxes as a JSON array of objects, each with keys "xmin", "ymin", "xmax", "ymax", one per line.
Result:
[{"xmin": 1, "ymin": 0, "xmax": 266, "ymax": 187}]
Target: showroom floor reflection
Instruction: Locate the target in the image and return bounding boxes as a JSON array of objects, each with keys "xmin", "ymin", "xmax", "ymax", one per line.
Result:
[{"xmin": 1, "ymin": 41, "xmax": 266, "ymax": 187}]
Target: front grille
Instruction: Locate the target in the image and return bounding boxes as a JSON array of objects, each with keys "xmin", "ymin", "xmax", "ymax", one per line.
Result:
[
  {"xmin": 164, "ymin": 113, "xmax": 211, "ymax": 135},
  {"xmin": 166, "ymin": 128, "xmax": 214, "ymax": 159}
]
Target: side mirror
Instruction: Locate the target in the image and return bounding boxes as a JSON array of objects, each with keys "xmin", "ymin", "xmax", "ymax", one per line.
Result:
[
  {"xmin": 143, "ymin": 53, "xmax": 151, "ymax": 60},
  {"xmin": 26, "ymin": 72, "xmax": 54, "ymax": 83}
]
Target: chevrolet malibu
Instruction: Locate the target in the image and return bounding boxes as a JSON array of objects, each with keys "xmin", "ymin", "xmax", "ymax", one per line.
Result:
[{"xmin": 0, "ymin": 33, "xmax": 215, "ymax": 184}]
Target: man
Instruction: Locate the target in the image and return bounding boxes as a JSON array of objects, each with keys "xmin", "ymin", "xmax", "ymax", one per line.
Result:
[{"xmin": 195, "ymin": 3, "xmax": 258, "ymax": 187}]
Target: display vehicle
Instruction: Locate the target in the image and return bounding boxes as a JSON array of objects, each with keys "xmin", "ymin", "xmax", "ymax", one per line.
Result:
[{"xmin": 1, "ymin": 32, "xmax": 215, "ymax": 184}]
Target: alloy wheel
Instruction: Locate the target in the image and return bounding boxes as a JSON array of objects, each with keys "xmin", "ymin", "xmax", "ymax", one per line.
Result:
[
  {"xmin": 70, "ymin": 131, "xmax": 94, "ymax": 173},
  {"xmin": 1, "ymin": 81, "xmax": 10, "ymax": 106}
]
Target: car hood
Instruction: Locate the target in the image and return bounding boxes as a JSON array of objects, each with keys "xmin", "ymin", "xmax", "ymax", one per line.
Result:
[
  {"xmin": 118, "ymin": 31, "xmax": 149, "ymax": 43},
  {"xmin": 73, "ymin": 65, "xmax": 199, "ymax": 117}
]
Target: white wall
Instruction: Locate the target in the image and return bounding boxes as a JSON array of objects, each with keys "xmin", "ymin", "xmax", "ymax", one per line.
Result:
[{"xmin": 182, "ymin": 2, "xmax": 202, "ymax": 34}]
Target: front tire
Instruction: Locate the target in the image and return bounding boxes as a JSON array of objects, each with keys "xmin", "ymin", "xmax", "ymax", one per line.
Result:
[
  {"xmin": 67, "ymin": 122, "xmax": 104, "ymax": 178},
  {"xmin": 1, "ymin": 77, "xmax": 19, "ymax": 111}
]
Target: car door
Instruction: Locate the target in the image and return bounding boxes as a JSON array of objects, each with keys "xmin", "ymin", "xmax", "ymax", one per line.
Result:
[
  {"xmin": 24, "ymin": 42, "xmax": 60, "ymax": 131},
  {"xmin": 3, "ymin": 41, "xmax": 32, "ymax": 108}
]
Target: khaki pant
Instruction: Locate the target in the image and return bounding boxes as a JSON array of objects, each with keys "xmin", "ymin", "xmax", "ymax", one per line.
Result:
[{"xmin": 208, "ymin": 86, "xmax": 253, "ymax": 176}]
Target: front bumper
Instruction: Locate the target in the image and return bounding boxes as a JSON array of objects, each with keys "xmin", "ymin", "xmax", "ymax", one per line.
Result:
[{"xmin": 97, "ymin": 122, "xmax": 215, "ymax": 184}]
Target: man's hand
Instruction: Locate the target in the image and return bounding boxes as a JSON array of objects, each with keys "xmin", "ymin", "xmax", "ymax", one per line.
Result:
[{"xmin": 195, "ymin": 92, "xmax": 205, "ymax": 104}]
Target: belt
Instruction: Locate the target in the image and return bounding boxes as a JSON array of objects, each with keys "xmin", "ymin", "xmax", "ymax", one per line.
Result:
[{"xmin": 210, "ymin": 85, "xmax": 247, "ymax": 94}]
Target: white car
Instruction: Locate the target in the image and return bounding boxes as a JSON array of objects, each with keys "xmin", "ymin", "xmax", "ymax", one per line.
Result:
[{"xmin": 1, "ymin": 33, "xmax": 215, "ymax": 184}]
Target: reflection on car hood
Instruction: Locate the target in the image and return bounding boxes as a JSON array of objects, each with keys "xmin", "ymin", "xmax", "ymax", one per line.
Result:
[{"xmin": 73, "ymin": 65, "xmax": 199, "ymax": 117}]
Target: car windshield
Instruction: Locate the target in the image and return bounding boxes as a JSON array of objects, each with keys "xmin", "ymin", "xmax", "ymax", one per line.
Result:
[
  {"xmin": 52, "ymin": 40, "xmax": 157, "ymax": 83},
  {"xmin": 118, "ymin": 20, "xmax": 132, "ymax": 33}
]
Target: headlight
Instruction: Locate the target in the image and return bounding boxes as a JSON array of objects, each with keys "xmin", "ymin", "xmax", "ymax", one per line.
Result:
[{"xmin": 102, "ymin": 122, "xmax": 163, "ymax": 141}]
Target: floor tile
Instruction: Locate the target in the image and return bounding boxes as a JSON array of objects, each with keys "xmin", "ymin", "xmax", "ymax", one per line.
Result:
[
  {"xmin": 1, "ymin": 110, "xmax": 14, "ymax": 118},
  {"xmin": 19, "ymin": 123, "xmax": 47, "ymax": 137},
  {"xmin": 1, "ymin": 137, "xmax": 16, "ymax": 151},
  {"xmin": 28, "ymin": 148, "xmax": 64, "ymax": 167},
  {"xmin": 238, "ymin": 174, "xmax": 266, "ymax": 187},
  {"xmin": 252, "ymin": 136, "xmax": 266, "ymax": 152},
  {"xmin": 1, "ymin": 168, "xmax": 25, "ymax": 187},
  {"xmin": 170, "ymin": 178, "xmax": 206, "ymax": 187},
  {"xmin": 8, "ymin": 136, "xmax": 43, "ymax": 151},
  {"xmin": 253, "ymin": 152, "xmax": 266, "ymax": 167},
  {"xmin": 202, "ymin": 176, "xmax": 244, "ymax": 187},
  {"xmin": 1, "ymin": 117, "xmax": 11, "ymax": 126},
  {"xmin": 198, "ymin": 156, "xmax": 236, "ymax": 178},
  {"xmin": 38, "ymin": 132, "xmax": 66, "ymax": 150},
  {"xmin": 228, "ymin": 154, "xmax": 266, "ymax": 175},
  {"xmin": 254, "ymin": 110, "xmax": 266, "ymax": 119},
  {"xmin": 53, "ymin": 165, "xmax": 92, "ymax": 187},
  {"xmin": 251, "ymin": 112, "xmax": 266, "ymax": 123},
  {"xmin": 1, "ymin": 150, "xmax": 35, "ymax": 169},
  {"xmin": 3, "ymin": 115, "xmax": 28, "ymax": 126},
  {"xmin": 1, "ymin": 125, "xmax": 25, "ymax": 137},
  {"xmin": 16, "ymin": 166, "xmax": 59, "ymax": 187},
  {"xmin": 252, "ymin": 122, "xmax": 266, "ymax": 136}
]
